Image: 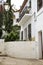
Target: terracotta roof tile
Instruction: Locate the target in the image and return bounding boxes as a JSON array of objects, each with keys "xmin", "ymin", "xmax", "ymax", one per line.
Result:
[{"xmin": 20, "ymin": 0, "xmax": 28, "ymax": 13}]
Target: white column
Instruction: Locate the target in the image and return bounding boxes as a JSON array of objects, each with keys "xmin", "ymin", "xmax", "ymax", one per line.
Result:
[{"xmin": 31, "ymin": 0, "xmax": 37, "ymax": 14}]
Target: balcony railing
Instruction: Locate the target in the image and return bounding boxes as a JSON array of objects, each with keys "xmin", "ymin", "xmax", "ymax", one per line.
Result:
[
  {"xmin": 16, "ymin": 0, "xmax": 31, "ymax": 22},
  {"xmin": 18, "ymin": 6, "xmax": 31, "ymax": 22}
]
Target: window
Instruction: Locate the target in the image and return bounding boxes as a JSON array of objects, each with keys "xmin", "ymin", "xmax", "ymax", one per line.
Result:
[
  {"xmin": 21, "ymin": 31, "xmax": 23, "ymax": 40},
  {"xmin": 16, "ymin": 18, "xmax": 19, "ymax": 22},
  {"xmin": 37, "ymin": 0, "xmax": 42, "ymax": 11},
  {"xmin": 29, "ymin": 0, "xmax": 31, "ymax": 8},
  {"xmin": 28, "ymin": 24, "xmax": 31, "ymax": 40},
  {"xmin": 24, "ymin": 28, "xmax": 27, "ymax": 40}
]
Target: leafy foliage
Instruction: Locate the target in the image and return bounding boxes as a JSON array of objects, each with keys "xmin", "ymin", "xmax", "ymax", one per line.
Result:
[
  {"xmin": 0, "ymin": 12, "xmax": 3, "ymax": 38},
  {"xmin": 5, "ymin": 25, "xmax": 21, "ymax": 42},
  {"xmin": 1, "ymin": 0, "xmax": 21, "ymax": 41},
  {"xmin": 6, "ymin": 0, "xmax": 11, "ymax": 5},
  {"xmin": 3, "ymin": 0, "xmax": 13, "ymax": 33},
  {"xmin": 4, "ymin": 10, "xmax": 13, "ymax": 33}
]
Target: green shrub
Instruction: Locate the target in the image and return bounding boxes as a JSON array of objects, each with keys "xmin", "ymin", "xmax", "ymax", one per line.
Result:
[{"xmin": 5, "ymin": 31, "xmax": 19, "ymax": 42}]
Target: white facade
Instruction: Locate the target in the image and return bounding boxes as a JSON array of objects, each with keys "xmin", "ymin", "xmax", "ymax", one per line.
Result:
[
  {"xmin": 6, "ymin": 41, "xmax": 39, "ymax": 59},
  {"xmin": 13, "ymin": 12, "xmax": 19, "ymax": 25},
  {"xmin": 0, "ymin": 40, "xmax": 41, "ymax": 59},
  {"xmin": 0, "ymin": 0, "xmax": 43, "ymax": 59},
  {"xmin": 19, "ymin": 0, "xmax": 37, "ymax": 40},
  {"xmin": 19, "ymin": 0, "xmax": 43, "ymax": 58}
]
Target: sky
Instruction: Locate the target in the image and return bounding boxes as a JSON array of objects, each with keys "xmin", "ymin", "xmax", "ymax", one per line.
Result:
[
  {"xmin": 11, "ymin": 0, "xmax": 24, "ymax": 10},
  {"xmin": 4, "ymin": 0, "xmax": 24, "ymax": 10}
]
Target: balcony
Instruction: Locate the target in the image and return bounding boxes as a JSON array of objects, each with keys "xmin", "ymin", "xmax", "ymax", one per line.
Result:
[
  {"xmin": 19, "ymin": 6, "xmax": 31, "ymax": 21},
  {"xmin": 18, "ymin": 0, "xmax": 31, "ymax": 22},
  {"xmin": 19, "ymin": 13, "xmax": 32, "ymax": 26},
  {"xmin": 19, "ymin": 6, "xmax": 33, "ymax": 25}
]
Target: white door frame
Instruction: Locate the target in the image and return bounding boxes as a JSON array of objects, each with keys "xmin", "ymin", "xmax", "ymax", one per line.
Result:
[{"xmin": 38, "ymin": 31, "xmax": 42, "ymax": 59}]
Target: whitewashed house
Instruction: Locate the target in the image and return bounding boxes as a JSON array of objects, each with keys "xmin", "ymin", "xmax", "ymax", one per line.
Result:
[
  {"xmin": 13, "ymin": 11, "xmax": 19, "ymax": 26},
  {"xmin": 0, "ymin": 0, "xmax": 43, "ymax": 59},
  {"xmin": 19, "ymin": 0, "xmax": 35, "ymax": 41},
  {"xmin": 19, "ymin": 0, "xmax": 43, "ymax": 58}
]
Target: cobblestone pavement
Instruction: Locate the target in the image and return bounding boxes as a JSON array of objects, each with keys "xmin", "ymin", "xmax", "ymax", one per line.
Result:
[{"xmin": 0, "ymin": 56, "xmax": 43, "ymax": 65}]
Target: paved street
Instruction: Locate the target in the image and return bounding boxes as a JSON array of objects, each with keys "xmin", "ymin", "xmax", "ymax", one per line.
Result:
[{"xmin": 0, "ymin": 56, "xmax": 43, "ymax": 65}]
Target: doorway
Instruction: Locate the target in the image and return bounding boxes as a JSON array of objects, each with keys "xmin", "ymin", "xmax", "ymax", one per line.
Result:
[
  {"xmin": 38, "ymin": 31, "xmax": 43, "ymax": 59},
  {"xmin": 24, "ymin": 28, "xmax": 27, "ymax": 40}
]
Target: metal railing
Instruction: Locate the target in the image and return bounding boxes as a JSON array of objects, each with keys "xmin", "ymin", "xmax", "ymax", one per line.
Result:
[{"xmin": 19, "ymin": 6, "xmax": 31, "ymax": 22}]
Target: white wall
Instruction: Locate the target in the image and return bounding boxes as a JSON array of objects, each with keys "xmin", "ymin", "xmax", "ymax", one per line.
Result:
[
  {"xmin": 0, "ymin": 39, "xmax": 5, "ymax": 54},
  {"xmin": 0, "ymin": 40, "xmax": 42, "ymax": 59},
  {"xmin": 31, "ymin": 0, "xmax": 37, "ymax": 13},
  {"xmin": 5, "ymin": 41, "xmax": 41, "ymax": 59},
  {"xmin": 20, "ymin": 0, "xmax": 37, "ymax": 40},
  {"xmin": 13, "ymin": 12, "xmax": 19, "ymax": 25},
  {"xmin": 35, "ymin": 7, "xmax": 43, "ymax": 42},
  {"xmin": 35, "ymin": 8, "xmax": 43, "ymax": 55},
  {"xmin": 20, "ymin": 14, "xmax": 35, "ymax": 40},
  {"xmin": 14, "ymin": 12, "xmax": 19, "ymax": 19}
]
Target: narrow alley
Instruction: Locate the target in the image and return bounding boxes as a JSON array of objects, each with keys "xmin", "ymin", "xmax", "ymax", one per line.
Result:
[{"xmin": 0, "ymin": 56, "xmax": 43, "ymax": 65}]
